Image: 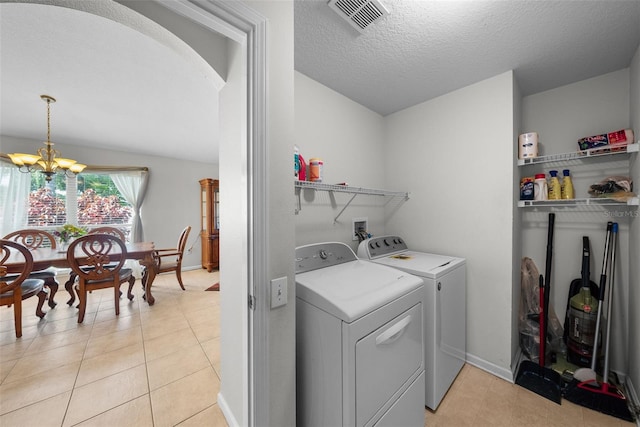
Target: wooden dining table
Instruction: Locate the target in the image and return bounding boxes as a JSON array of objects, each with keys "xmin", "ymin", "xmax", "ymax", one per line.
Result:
[{"xmin": 4, "ymin": 242, "xmax": 159, "ymax": 306}]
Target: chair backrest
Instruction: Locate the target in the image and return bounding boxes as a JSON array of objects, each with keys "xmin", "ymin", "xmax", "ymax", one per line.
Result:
[
  {"xmin": 89, "ymin": 226, "xmax": 126, "ymax": 241},
  {"xmin": 177, "ymin": 226, "xmax": 191, "ymax": 256},
  {"xmin": 3, "ymin": 229, "xmax": 57, "ymax": 250},
  {"xmin": 0, "ymin": 239, "xmax": 34, "ymax": 295},
  {"xmin": 67, "ymin": 234, "xmax": 127, "ymax": 281}
]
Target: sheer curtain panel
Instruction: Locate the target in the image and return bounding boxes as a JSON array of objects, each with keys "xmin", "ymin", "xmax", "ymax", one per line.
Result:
[
  {"xmin": 112, "ymin": 169, "xmax": 149, "ymax": 243},
  {"xmin": 0, "ymin": 163, "xmax": 30, "ymax": 237}
]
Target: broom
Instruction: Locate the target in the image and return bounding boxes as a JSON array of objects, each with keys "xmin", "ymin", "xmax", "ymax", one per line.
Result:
[{"xmin": 563, "ymin": 223, "xmax": 634, "ymax": 421}]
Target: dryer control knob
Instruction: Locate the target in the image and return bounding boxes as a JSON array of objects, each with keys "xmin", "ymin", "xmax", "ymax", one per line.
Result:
[
  {"xmin": 383, "ymin": 239, "xmax": 390, "ymax": 246},
  {"xmin": 319, "ymin": 250, "xmax": 328, "ymax": 260}
]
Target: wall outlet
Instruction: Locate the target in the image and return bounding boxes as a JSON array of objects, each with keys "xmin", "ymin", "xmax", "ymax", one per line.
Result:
[
  {"xmin": 352, "ymin": 217, "xmax": 368, "ymax": 241},
  {"xmin": 270, "ymin": 276, "xmax": 288, "ymax": 309}
]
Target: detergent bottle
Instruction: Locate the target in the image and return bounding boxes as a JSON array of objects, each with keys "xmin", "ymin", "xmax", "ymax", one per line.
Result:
[
  {"xmin": 298, "ymin": 154, "xmax": 306, "ymax": 181},
  {"xmin": 548, "ymin": 170, "xmax": 561, "ymax": 200},
  {"xmin": 534, "ymin": 174, "xmax": 548, "ymax": 201},
  {"xmin": 561, "ymin": 169, "xmax": 574, "ymax": 199}
]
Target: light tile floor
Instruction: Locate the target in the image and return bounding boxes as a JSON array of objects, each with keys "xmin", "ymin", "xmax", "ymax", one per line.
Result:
[
  {"xmin": 427, "ymin": 363, "xmax": 634, "ymax": 426},
  {"xmin": 1, "ymin": 268, "xmax": 227, "ymax": 426},
  {"xmin": 1, "ymin": 269, "xmax": 635, "ymax": 426}
]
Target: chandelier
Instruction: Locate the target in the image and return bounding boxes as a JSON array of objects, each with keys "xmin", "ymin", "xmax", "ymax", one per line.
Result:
[{"xmin": 8, "ymin": 95, "xmax": 86, "ymax": 181}]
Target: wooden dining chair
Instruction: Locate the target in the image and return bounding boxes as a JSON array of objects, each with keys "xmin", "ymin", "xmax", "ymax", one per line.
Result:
[
  {"xmin": 0, "ymin": 239, "xmax": 47, "ymax": 338},
  {"xmin": 88, "ymin": 226, "xmax": 126, "ymax": 241},
  {"xmin": 67, "ymin": 234, "xmax": 133, "ymax": 323},
  {"xmin": 3, "ymin": 229, "xmax": 59, "ymax": 308},
  {"xmin": 80, "ymin": 226, "xmax": 128, "ymax": 273},
  {"xmin": 58, "ymin": 226, "xmax": 130, "ymax": 307},
  {"xmin": 144, "ymin": 226, "xmax": 191, "ymax": 290}
]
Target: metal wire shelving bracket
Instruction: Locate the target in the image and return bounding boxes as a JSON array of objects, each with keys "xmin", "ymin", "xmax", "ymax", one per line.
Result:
[{"xmin": 294, "ymin": 181, "xmax": 410, "ymax": 222}]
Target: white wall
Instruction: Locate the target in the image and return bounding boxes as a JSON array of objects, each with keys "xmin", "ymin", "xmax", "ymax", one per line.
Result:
[
  {"xmin": 512, "ymin": 77, "xmax": 523, "ymax": 373},
  {"xmin": 116, "ymin": 0, "xmax": 228, "ymax": 81},
  {"xmin": 243, "ymin": 2, "xmax": 296, "ymax": 426},
  {"xmin": 294, "ymin": 72, "xmax": 387, "ymax": 250},
  {"xmin": 384, "ymin": 71, "xmax": 516, "ymax": 380},
  {"xmin": 1, "ymin": 136, "xmax": 216, "ymax": 270},
  {"xmin": 628, "ymin": 43, "xmax": 640, "ymax": 401},
  {"xmin": 218, "ymin": 36, "xmax": 248, "ymax": 427},
  {"xmin": 520, "ymin": 69, "xmax": 632, "ymax": 374}
]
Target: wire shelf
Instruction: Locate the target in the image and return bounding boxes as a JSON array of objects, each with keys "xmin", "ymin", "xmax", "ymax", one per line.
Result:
[
  {"xmin": 294, "ymin": 181, "xmax": 409, "ymax": 198},
  {"xmin": 517, "ymin": 142, "xmax": 638, "ymax": 166},
  {"xmin": 518, "ymin": 197, "xmax": 639, "ymax": 208},
  {"xmin": 294, "ymin": 181, "xmax": 410, "ymax": 221}
]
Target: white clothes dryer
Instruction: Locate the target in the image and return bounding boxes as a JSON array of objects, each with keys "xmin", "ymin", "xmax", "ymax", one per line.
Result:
[
  {"xmin": 295, "ymin": 242, "xmax": 425, "ymax": 427},
  {"xmin": 358, "ymin": 236, "xmax": 466, "ymax": 410}
]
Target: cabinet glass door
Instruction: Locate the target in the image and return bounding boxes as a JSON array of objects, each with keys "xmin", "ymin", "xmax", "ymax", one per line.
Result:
[
  {"xmin": 202, "ymin": 188, "xmax": 207, "ymax": 232},
  {"xmin": 214, "ymin": 188, "xmax": 220, "ymax": 230}
]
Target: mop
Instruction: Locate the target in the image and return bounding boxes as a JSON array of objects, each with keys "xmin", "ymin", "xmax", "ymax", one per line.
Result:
[{"xmin": 563, "ymin": 222, "xmax": 634, "ymax": 421}]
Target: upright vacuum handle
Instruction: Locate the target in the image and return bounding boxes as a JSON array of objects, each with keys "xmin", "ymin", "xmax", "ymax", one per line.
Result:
[{"xmin": 581, "ymin": 236, "xmax": 590, "ymax": 289}]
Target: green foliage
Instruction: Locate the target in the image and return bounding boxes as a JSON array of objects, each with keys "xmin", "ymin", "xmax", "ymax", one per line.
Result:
[
  {"xmin": 27, "ymin": 173, "xmax": 132, "ymax": 227},
  {"xmin": 52, "ymin": 224, "xmax": 87, "ymax": 242}
]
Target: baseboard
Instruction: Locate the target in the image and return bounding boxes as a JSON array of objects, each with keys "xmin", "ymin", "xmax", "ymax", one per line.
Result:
[
  {"xmin": 465, "ymin": 352, "xmax": 516, "ymax": 383},
  {"xmin": 624, "ymin": 377, "xmax": 640, "ymax": 426},
  {"xmin": 217, "ymin": 392, "xmax": 239, "ymax": 427}
]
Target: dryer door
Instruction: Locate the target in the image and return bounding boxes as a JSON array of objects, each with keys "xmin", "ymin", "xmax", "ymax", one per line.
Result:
[{"xmin": 355, "ymin": 303, "xmax": 423, "ymax": 426}]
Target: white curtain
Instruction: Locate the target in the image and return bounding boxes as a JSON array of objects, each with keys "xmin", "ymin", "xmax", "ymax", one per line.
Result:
[
  {"xmin": 112, "ymin": 169, "xmax": 149, "ymax": 243},
  {"xmin": 0, "ymin": 163, "xmax": 30, "ymax": 237}
]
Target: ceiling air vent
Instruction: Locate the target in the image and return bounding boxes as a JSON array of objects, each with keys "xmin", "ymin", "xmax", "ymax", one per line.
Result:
[{"xmin": 328, "ymin": 0, "xmax": 389, "ymax": 33}]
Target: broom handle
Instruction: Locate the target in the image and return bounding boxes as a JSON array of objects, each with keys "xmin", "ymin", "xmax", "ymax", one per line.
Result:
[
  {"xmin": 542, "ymin": 213, "xmax": 554, "ymax": 367},
  {"xmin": 590, "ymin": 222, "xmax": 613, "ymax": 372},
  {"xmin": 603, "ymin": 223, "xmax": 618, "ymax": 384}
]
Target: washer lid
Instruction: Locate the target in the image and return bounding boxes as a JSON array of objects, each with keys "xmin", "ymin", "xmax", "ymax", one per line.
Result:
[
  {"xmin": 296, "ymin": 259, "xmax": 423, "ymax": 322},
  {"xmin": 371, "ymin": 250, "xmax": 465, "ymax": 279}
]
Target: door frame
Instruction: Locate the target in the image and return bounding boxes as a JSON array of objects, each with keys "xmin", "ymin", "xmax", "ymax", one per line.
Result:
[{"xmin": 158, "ymin": 1, "xmax": 268, "ymax": 425}]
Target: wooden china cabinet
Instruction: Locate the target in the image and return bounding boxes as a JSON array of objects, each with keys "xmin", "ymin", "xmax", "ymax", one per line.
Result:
[{"xmin": 199, "ymin": 178, "xmax": 219, "ymax": 272}]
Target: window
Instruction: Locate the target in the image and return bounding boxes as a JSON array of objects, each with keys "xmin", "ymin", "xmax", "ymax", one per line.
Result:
[
  {"xmin": 27, "ymin": 172, "xmax": 133, "ymax": 236},
  {"xmin": 76, "ymin": 174, "xmax": 133, "ymax": 226},
  {"xmin": 1, "ymin": 163, "xmax": 147, "ymax": 242}
]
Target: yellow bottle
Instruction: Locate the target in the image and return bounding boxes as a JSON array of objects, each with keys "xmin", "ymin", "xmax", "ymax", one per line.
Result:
[
  {"xmin": 561, "ymin": 169, "xmax": 575, "ymax": 199},
  {"xmin": 548, "ymin": 170, "xmax": 561, "ymax": 200}
]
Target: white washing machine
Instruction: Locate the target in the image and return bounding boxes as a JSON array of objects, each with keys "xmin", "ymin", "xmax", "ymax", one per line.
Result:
[
  {"xmin": 358, "ymin": 235, "xmax": 466, "ymax": 410},
  {"xmin": 295, "ymin": 242, "xmax": 425, "ymax": 427}
]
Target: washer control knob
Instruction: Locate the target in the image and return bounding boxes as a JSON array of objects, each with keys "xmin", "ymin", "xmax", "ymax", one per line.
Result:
[
  {"xmin": 319, "ymin": 250, "xmax": 328, "ymax": 260},
  {"xmin": 383, "ymin": 239, "xmax": 390, "ymax": 246},
  {"xmin": 375, "ymin": 242, "xmax": 381, "ymax": 248},
  {"xmin": 369, "ymin": 242, "xmax": 375, "ymax": 250}
]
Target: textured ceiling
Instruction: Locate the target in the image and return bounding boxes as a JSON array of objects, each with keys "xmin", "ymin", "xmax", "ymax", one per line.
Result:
[
  {"xmin": 295, "ymin": 0, "xmax": 640, "ymax": 116},
  {"xmin": 1, "ymin": 1, "xmax": 640, "ymax": 164}
]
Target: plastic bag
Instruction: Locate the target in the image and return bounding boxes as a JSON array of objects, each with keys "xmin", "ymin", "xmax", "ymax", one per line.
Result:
[
  {"xmin": 519, "ymin": 257, "xmax": 565, "ymax": 362},
  {"xmin": 589, "ymin": 176, "xmax": 635, "ymax": 202}
]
